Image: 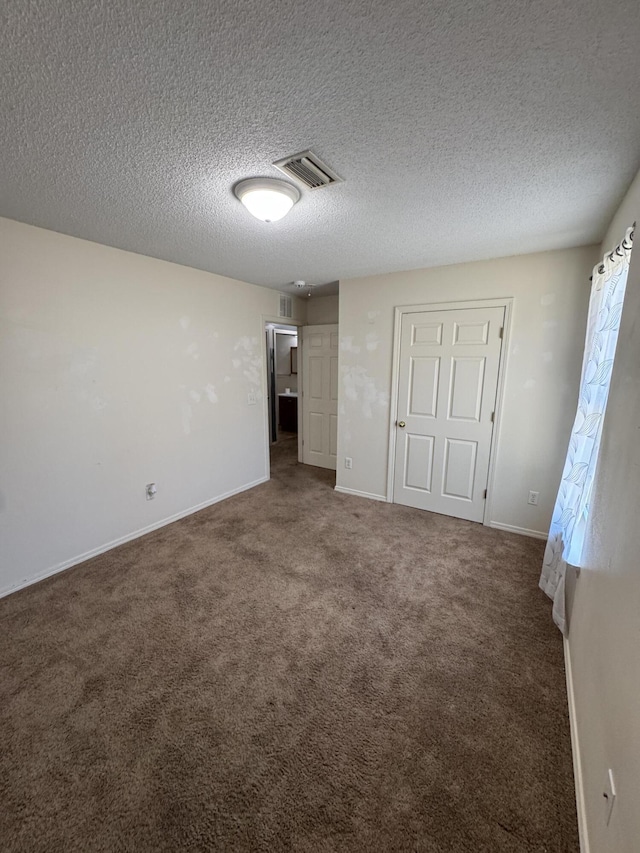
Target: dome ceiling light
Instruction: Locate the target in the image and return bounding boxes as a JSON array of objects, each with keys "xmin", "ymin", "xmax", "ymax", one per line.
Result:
[{"xmin": 234, "ymin": 178, "xmax": 300, "ymax": 223}]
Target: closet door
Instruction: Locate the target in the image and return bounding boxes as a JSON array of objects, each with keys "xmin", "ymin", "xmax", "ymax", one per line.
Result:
[{"xmin": 393, "ymin": 307, "xmax": 504, "ymax": 522}]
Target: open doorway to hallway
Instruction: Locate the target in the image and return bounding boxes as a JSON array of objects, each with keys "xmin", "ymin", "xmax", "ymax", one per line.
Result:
[
  {"xmin": 264, "ymin": 319, "xmax": 338, "ymax": 483},
  {"xmin": 265, "ymin": 323, "xmax": 299, "ymax": 461}
]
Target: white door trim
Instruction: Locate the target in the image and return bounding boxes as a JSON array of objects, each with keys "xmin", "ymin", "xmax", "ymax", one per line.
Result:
[{"xmin": 386, "ymin": 297, "xmax": 513, "ymax": 525}]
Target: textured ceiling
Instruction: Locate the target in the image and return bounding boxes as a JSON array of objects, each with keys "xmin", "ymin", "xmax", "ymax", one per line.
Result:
[{"xmin": 2, "ymin": 0, "xmax": 640, "ymax": 295}]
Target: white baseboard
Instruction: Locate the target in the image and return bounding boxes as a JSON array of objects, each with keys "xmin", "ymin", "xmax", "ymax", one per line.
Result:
[
  {"xmin": 0, "ymin": 476, "xmax": 269, "ymax": 599},
  {"xmin": 334, "ymin": 485, "xmax": 388, "ymax": 503},
  {"xmin": 564, "ymin": 636, "xmax": 590, "ymax": 853},
  {"xmin": 489, "ymin": 521, "xmax": 548, "ymax": 540}
]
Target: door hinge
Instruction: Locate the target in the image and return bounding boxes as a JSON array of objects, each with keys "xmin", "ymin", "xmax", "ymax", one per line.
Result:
[
  {"xmin": 483, "ymin": 489, "xmax": 487, "ymax": 499},
  {"xmin": 490, "ymin": 411, "xmax": 495, "ymax": 423},
  {"xmin": 499, "ymin": 326, "xmax": 504, "ymax": 339}
]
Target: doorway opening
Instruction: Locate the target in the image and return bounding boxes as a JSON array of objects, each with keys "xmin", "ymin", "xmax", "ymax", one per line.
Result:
[{"xmin": 265, "ymin": 323, "xmax": 299, "ymax": 469}]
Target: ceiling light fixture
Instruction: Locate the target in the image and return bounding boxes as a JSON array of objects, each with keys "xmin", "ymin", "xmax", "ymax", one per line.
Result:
[{"xmin": 234, "ymin": 178, "xmax": 300, "ymax": 223}]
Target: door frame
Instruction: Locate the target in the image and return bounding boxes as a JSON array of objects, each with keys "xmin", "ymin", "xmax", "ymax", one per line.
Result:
[
  {"xmin": 261, "ymin": 314, "xmax": 304, "ymax": 481},
  {"xmin": 386, "ymin": 297, "xmax": 513, "ymax": 526}
]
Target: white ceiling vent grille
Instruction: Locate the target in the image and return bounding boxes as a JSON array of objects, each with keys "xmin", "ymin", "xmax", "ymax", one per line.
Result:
[
  {"xmin": 279, "ymin": 293, "xmax": 293, "ymax": 319},
  {"xmin": 274, "ymin": 150, "xmax": 343, "ymax": 190}
]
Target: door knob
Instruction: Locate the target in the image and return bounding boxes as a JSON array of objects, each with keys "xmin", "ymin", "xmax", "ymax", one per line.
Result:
[{"xmin": 398, "ymin": 421, "xmax": 406, "ymax": 428}]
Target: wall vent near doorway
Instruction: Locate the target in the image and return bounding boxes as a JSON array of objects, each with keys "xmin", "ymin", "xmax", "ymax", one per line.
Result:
[{"xmin": 279, "ymin": 293, "xmax": 293, "ymax": 319}]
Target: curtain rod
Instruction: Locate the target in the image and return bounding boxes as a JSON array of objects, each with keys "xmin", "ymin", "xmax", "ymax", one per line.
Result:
[{"xmin": 589, "ymin": 221, "xmax": 635, "ymax": 280}]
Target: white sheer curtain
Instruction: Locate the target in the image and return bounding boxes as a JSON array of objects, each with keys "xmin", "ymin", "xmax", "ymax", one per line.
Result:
[{"xmin": 540, "ymin": 225, "xmax": 634, "ymax": 634}]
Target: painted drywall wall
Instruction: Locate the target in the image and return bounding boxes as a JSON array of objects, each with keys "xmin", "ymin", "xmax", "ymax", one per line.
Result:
[
  {"xmin": 275, "ymin": 331, "xmax": 298, "ymax": 394},
  {"xmin": 306, "ymin": 294, "xmax": 339, "ymax": 325},
  {"xmin": 566, "ymin": 168, "xmax": 640, "ymax": 852},
  {"xmin": 0, "ymin": 217, "xmax": 305, "ymax": 596},
  {"xmin": 336, "ymin": 246, "xmax": 597, "ymax": 534}
]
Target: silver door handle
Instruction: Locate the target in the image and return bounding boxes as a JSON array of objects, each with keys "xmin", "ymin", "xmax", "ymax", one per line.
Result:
[{"xmin": 398, "ymin": 421, "xmax": 406, "ymax": 428}]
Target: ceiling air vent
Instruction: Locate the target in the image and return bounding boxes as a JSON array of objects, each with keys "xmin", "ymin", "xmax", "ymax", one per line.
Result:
[
  {"xmin": 274, "ymin": 150, "xmax": 343, "ymax": 190},
  {"xmin": 279, "ymin": 293, "xmax": 293, "ymax": 319}
]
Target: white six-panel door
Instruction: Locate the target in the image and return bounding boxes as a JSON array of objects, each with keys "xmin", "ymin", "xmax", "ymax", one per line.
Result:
[
  {"xmin": 302, "ymin": 324, "xmax": 338, "ymax": 470},
  {"xmin": 392, "ymin": 306, "xmax": 504, "ymax": 522}
]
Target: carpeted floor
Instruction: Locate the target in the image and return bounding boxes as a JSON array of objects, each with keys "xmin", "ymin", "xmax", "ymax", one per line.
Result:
[{"xmin": 0, "ymin": 434, "xmax": 578, "ymax": 852}]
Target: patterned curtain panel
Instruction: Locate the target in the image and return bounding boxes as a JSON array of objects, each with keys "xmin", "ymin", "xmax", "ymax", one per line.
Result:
[{"xmin": 540, "ymin": 225, "xmax": 634, "ymax": 635}]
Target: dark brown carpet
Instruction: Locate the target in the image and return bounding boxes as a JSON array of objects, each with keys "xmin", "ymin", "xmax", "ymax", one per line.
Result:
[{"xmin": 1, "ymin": 434, "xmax": 578, "ymax": 852}]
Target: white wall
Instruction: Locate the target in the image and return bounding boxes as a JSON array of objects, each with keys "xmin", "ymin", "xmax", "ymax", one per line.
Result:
[
  {"xmin": 307, "ymin": 294, "xmax": 339, "ymax": 325},
  {"xmin": 336, "ymin": 245, "xmax": 597, "ymax": 534},
  {"xmin": 275, "ymin": 331, "xmax": 298, "ymax": 394},
  {"xmin": 567, "ymin": 169, "xmax": 640, "ymax": 852},
  {"xmin": 0, "ymin": 217, "xmax": 305, "ymax": 596}
]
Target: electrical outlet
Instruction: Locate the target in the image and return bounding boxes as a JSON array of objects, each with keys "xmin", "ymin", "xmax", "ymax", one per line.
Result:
[
  {"xmin": 528, "ymin": 490, "xmax": 539, "ymax": 506},
  {"xmin": 146, "ymin": 483, "xmax": 157, "ymax": 501},
  {"xmin": 603, "ymin": 768, "xmax": 616, "ymax": 826},
  {"xmin": 247, "ymin": 391, "xmax": 257, "ymax": 405},
  {"xmin": 345, "ymin": 457, "xmax": 353, "ymax": 469}
]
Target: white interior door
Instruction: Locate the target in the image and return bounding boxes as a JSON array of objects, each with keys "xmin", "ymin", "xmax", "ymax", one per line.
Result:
[
  {"xmin": 302, "ymin": 324, "xmax": 338, "ymax": 470},
  {"xmin": 392, "ymin": 306, "xmax": 504, "ymax": 522}
]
